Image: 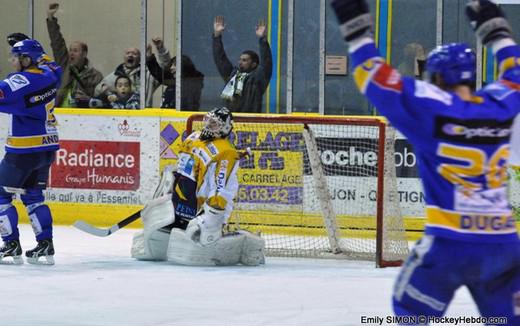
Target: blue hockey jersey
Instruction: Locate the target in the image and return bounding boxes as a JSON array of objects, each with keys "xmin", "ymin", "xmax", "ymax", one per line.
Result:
[
  {"xmin": 350, "ymin": 40, "xmax": 520, "ymax": 243},
  {"xmin": 0, "ymin": 61, "xmax": 61, "ymax": 154}
]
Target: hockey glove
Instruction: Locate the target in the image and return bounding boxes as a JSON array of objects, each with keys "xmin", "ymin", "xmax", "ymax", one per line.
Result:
[
  {"xmin": 331, "ymin": 0, "xmax": 373, "ymax": 43},
  {"xmin": 466, "ymin": 0, "xmax": 512, "ymax": 45}
]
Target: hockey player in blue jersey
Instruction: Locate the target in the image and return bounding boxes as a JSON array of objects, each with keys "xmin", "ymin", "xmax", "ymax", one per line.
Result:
[
  {"xmin": 0, "ymin": 39, "xmax": 61, "ymax": 265},
  {"xmin": 332, "ymin": 0, "xmax": 520, "ymax": 323}
]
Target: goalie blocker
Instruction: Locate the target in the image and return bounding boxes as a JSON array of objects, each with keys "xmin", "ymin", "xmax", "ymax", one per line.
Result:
[{"xmin": 131, "ymin": 192, "xmax": 265, "ymax": 266}]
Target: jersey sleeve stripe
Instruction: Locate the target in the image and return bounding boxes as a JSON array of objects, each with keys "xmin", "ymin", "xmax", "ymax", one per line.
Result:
[{"xmin": 353, "ymin": 58, "xmax": 384, "ymax": 93}]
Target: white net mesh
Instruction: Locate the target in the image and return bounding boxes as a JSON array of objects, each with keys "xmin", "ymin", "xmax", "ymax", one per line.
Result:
[{"xmin": 190, "ymin": 116, "xmax": 409, "ymax": 266}]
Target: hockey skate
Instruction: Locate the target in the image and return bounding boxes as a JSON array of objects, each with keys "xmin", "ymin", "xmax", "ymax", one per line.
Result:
[
  {"xmin": 0, "ymin": 239, "xmax": 23, "ymax": 265},
  {"xmin": 26, "ymin": 239, "xmax": 55, "ymax": 265}
]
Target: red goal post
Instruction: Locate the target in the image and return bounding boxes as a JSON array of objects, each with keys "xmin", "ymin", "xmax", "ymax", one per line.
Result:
[{"xmin": 186, "ymin": 114, "xmax": 409, "ymax": 267}]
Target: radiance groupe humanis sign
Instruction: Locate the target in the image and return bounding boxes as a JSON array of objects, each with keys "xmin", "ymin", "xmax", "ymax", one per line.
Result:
[{"xmin": 50, "ymin": 140, "xmax": 140, "ymax": 190}]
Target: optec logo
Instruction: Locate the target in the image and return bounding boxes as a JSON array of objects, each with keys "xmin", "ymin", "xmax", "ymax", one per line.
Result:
[
  {"xmin": 442, "ymin": 123, "xmax": 466, "ymax": 136},
  {"xmin": 24, "ymin": 84, "xmax": 57, "ymax": 107},
  {"xmin": 442, "ymin": 123, "xmax": 511, "ymax": 139},
  {"xmin": 118, "ymin": 120, "xmax": 141, "ymax": 137},
  {"xmin": 436, "ymin": 116, "xmax": 514, "ymax": 144},
  {"xmin": 50, "ymin": 140, "xmax": 140, "ymax": 190},
  {"xmin": 29, "ymin": 88, "xmax": 57, "ymax": 103}
]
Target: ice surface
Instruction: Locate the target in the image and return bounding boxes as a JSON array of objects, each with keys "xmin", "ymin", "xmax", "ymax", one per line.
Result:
[{"xmin": 1, "ymin": 225, "xmax": 479, "ymax": 326}]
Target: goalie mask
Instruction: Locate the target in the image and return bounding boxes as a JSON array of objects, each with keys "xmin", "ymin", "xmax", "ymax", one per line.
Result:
[
  {"xmin": 200, "ymin": 107, "xmax": 233, "ymax": 141},
  {"xmin": 426, "ymin": 43, "xmax": 476, "ymax": 87}
]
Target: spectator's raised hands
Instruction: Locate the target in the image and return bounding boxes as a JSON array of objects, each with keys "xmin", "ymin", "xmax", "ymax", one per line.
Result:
[
  {"xmin": 47, "ymin": 3, "xmax": 59, "ymax": 19},
  {"xmin": 214, "ymin": 16, "xmax": 226, "ymax": 37},
  {"xmin": 73, "ymin": 89, "xmax": 91, "ymax": 107},
  {"xmin": 146, "ymin": 44, "xmax": 153, "ymax": 58},
  {"xmin": 151, "ymin": 37, "xmax": 164, "ymax": 50},
  {"xmin": 256, "ymin": 19, "xmax": 267, "ymax": 38},
  {"xmin": 107, "ymin": 94, "xmax": 117, "ymax": 103}
]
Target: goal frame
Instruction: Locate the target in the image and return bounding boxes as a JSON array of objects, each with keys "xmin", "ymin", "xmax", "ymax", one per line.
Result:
[{"xmin": 186, "ymin": 114, "xmax": 404, "ymax": 268}]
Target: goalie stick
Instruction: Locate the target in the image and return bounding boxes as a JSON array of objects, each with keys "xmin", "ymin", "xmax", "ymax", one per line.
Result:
[
  {"xmin": 73, "ymin": 210, "xmax": 141, "ymax": 237},
  {"xmin": 73, "ymin": 147, "xmax": 253, "ymax": 237}
]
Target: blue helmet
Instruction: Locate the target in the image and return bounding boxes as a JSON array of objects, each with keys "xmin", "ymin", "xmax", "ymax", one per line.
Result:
[
  {"xmin": 426, "ymin": 43, "xmax": 476, "ymax": 86},
  {"xmin": 11, "ymin": 39, "xmax": 44, "ymax": 64}
]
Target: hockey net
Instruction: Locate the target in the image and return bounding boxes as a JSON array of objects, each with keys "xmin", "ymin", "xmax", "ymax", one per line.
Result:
[{"xmin": 186, "ymin": 115, "xmax": 409, "ymax": 267}]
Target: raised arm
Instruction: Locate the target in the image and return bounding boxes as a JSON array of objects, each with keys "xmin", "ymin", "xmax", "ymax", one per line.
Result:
[
  {"xmin": 256, "ymin": 20, "xmax": 273, "ymax": 88},
  {"xmin": 151, "ymin": 37, "xmax": 172, "ymax": 69},
  {"xmin": 466, "ymin": 0, "xmax": 520, "ymax": 84},
  {"xmin": 212, "ymin": 16, "xmax": 234, "ymax": 81},
  {"xmin": 45, "ymin": 3, "xmax": 69, "ymax": 67},
  {"xmin": 146, "ymin": 52, "xmax": 172, "ymax": 85},
  {"xmin": 330, "ymin": 0, "xmax": 436, "ymax": 133}
]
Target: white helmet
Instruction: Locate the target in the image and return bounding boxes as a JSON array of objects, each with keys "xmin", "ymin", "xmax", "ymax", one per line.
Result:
[{"xmin": 200, "ymin": 107, "xmax": 233, "ymax": 141}]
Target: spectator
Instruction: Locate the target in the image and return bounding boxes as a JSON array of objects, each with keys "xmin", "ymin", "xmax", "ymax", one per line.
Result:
[
  {"xmin": 213, "ymin": 16, "xmax": 273, "ymax": 113},
  {"xmin": 95, "ymin": 47, "xmax": 159, "ymax": 108},
  {"xmin": 397, "ymin": 42, "xmax": 426, "ymax": 79},
  {"xmin": 46, "ymin": 3, "xmax": 103, "ymax": 108},
  {"xmin": 147, "ymin": 38, "xmax": 204, "ymax": 110},
  {"xmin": 110, "ymin": 75, "xmax": 140, "ymax": 109},
  {"xmin": 90, "ymin": 76, "xmax": 139, "ymax": 109}
]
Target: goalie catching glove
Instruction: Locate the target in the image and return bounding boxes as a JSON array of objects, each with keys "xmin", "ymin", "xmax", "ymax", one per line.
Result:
[
  {"xmin": 466, "ymin": 0, "xmax": 513, "ymax": 46},
  {"xmin": 331, "ymin": 0, "xmax": 373, "ymax": 43}
]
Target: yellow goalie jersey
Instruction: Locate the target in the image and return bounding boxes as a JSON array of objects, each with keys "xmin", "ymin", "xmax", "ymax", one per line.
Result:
[{"xmin": 174, "ymin": 131, "xmax": 240, "ymax": 224}]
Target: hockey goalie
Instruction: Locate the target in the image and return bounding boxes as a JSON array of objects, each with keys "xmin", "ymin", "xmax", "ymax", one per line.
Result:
[{"xmin": 131, "ymin": 107, "xmax": 265, "ymax": 266}]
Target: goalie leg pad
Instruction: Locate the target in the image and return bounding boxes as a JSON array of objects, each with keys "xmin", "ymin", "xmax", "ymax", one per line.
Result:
[
  {"xmin": 212, "ymin": 234, "xmax": 247, "ymax": 266},
  {"xmin": 238, "ymin": 230, "xmax": 265, "ymax": 266},
  {"xmin": 131, "ymin": 194, "xmax": 175, "ymax": 261},
  {"xmin": 167, "ymin": 229, "xmax": 244, "ymax": 266},
  {"xmin": 167, "ymin": 229, "xmax": 265, "ymax": 266},
  {"xmin": 131, "ymin": 228, "xmax": 171, "ymax": 261},
  {"xmin": 166, "ymin": 228, "xmax": 221, "ymax": 266},
  {"xmin": 131, "ymin": 231, "xmax": 146, "ymax": 259}
]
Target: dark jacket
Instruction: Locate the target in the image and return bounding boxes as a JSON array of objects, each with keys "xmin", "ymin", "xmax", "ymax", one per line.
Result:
[
  {"xmin": 111, "ymin": 93, "xmax": 140, "ymax": 110},
  {"xmin": 212, "ymin": 35, "xmax": 272, "ymax": 113},
  {"xmin": 146, "ymin": 54, "xmax": 204, "ymax": 110},
  {"xmin": 46, "ymin": 17, "xmax": 103, "ymax": 107}
]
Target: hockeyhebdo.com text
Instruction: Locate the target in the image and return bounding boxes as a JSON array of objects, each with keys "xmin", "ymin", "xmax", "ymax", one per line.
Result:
[{"xmin": 360, "ymin": 315, "xmax": 507, "ymax": 325}]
